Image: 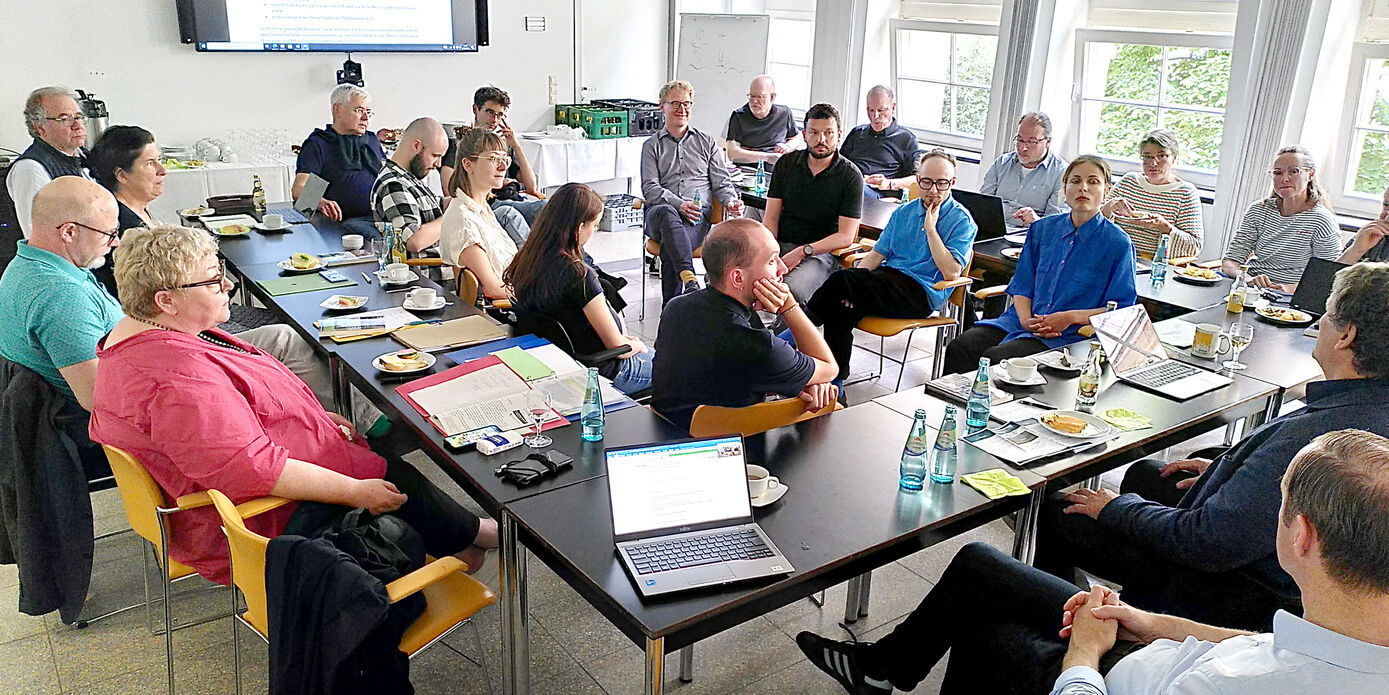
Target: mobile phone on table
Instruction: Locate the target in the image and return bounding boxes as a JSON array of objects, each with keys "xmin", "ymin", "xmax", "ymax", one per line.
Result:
[
  {"xmin": 444, "ymin": 425, "xmax": 502, "ymax": 451},
  {"xmin": 319, "ymin": 268, "xmax": 349, "ymax": 283}
]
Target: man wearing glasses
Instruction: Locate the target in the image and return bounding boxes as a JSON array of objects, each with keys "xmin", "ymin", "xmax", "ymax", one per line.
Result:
[
  {"xmin": 724, "ymin": 75, "xmax": 801, "ymax": 166},
  {"xmin": 839, "ymin": 85, "xmax": 919, "ymax": 200},
  {"xmin": 808, "ymin": 150, "xmax": 977, "ymax": 382},
  {"xmin": 981, "ymin": 112, "xmax": 1068, "ymax": 227},
  {"xmin": 293, "ymin": 84, "xmax": 386, "ymax": 239},
  {"xmin": 641, "ymin": 80, "xmax": 745, "ymax": 303},
  {"xmin": 8, "ymin": 86, "xmax": 94, "ymax": 239}
]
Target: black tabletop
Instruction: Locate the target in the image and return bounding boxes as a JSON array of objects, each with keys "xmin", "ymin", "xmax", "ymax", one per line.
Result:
[
  {"xmin": 877, "ymin": 342, "xmax": 1278, "ymax": 487},
  {"xmin": 216, "ymin": 215, "xmax": 350, "ymax": 269},
  {"xmin": 504, "ymin": 401, "xmax": 1043, "ymax": 650},
  {"xmin": 1161, "ymin": 305, "xmax": 1322, "ymax": 395}
]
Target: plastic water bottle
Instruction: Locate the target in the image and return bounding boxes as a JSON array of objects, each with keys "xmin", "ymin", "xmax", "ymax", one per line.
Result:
[
  {"xmin": 1151, "ymin": 233, "xmax": 1170, "ymax": 285},
  {"xmin": 580, "ymin": 368, "xmax": 605, "ymax": 441},
  {"xmin": 929, "ymin": 405, "xmax": 959, "ymax": 484},
  {"xmin": 965, "ymin": 358, "xmax": 991, "ymax": 432},
  {"xmin": 691, "ymin": 190, "xmax": 703, "ymax": 225},
  {"xmin": 754, "ymin": 160, "xmax": 767, "ymax": 195},
  {"xmin": 899, "ymin": 409, "xmax": 931, "ymax": 491}
]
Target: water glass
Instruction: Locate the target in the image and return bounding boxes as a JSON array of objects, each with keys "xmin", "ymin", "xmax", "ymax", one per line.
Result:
[{"xmin": 370, "ymin": 239, "xmax": 388, "ymax": 271}]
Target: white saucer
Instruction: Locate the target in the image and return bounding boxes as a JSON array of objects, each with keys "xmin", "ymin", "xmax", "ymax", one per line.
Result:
[
  {"xmin": 276, "ymin": 258, "xmax": 322, "ymax": 273},
  {"xmin": 401, "ymin": 296, "xmax": 446, "ymax": 311},
  {"xmin": 320, "ymin": 294, "xmax": 368, "ymax": 311},
  {"xmin": 991, "ymin": 366, "xmax": 1045, "ymax": 387},
  {"xmin": 255, "ymin": 222, "xmax": 293, "ymax": 233},
  {"xmin": 750, "ymin": 483, "xmax": 788, "ymax": 508},
  {"xmin": 371, "ymin": 350, "xmax": 436, "ymax": 374},
  {"xmin": 1040, "ymin": 410, "xmax": 1113, "ymax": 439},
  {"xmin": 1003, "ymin": 232, "xmax": 1028, "ymax": 246},
  {"xmin": 375, "ymin": 268, "xmax": 417, "ymax": 286},
  {"xmin": 1001, "ymin": 247, "xmax": 1021, "ymax": 259},
  {"xmin": 1033, "ymin": 350, "xmax": 1081, "ymax": 374}
]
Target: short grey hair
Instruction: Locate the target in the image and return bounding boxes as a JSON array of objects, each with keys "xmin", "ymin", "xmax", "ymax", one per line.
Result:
[
  {"xmin": 1018, "ymin": 112, "xmax": 1052, "ymax": 137},
  {"xmin": 113, "ymin": 224, "xmax": 220, "ymax": 319},
  {"xmin": 24, "ymin": 86, "xmax": 79, "ymax": 138},
  {"xmin": 1138, "ymin": 128, "xmax": 1181, "ymax": 158},
  {"xmin": 1326, "ymin": 262, "xmax": 1389, "ymax": 379},
  {"xmin": 330, "ymin": 84, "xmax": 370, "ymax": 108},
  {"xmin": 867, "ymin": 85, "xmax": 896, "ymax": 102}
]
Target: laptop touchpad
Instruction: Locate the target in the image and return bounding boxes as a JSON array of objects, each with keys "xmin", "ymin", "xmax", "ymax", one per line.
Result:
[{"xmin": 683, "ymin": 564, "xmax": 735, "ymax": 586}]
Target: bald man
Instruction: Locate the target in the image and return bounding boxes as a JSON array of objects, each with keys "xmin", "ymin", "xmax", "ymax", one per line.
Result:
[
  {"xmin": 371, "ymin": 117, "xmax": 451, "ymax": 253},
  {"xmin": 725, "ymin": 75, "xmax": 801, "ymax": 165}
]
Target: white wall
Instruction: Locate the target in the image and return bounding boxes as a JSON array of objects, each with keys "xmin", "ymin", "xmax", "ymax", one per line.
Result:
[
  {"xmin": 578, "ymin": 1, "xmax": 669, "ymax": 102},
  {"xmin": 1, "ymin": 0, "xmax": 593, "ymax": 150}
]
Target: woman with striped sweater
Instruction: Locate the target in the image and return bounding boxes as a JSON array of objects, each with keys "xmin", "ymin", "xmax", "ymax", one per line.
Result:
[
  {"xmin": 1100, "ymin": 129, "xmax": 1204, "ymax": 260},
  {"xmin": 1222, "ymin": 146, "xmax": 1342, "ymax": 291}
]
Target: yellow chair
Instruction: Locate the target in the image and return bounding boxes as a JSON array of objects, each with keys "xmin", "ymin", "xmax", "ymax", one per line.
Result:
[
  {"xmin": 103, "ymin": 445, "xmax": 285, "ymax": 695},
  {"xmin": 852, "ymin": 258, "xmax": 975, "ymax": 390},
  {"xmin": 639, "ymin": 198, "xmax": 724, "ymax": 320},
  {"xmin": 456, "ymin": 266, "xmax": 512, "ymax": 310},
  {"xmin": 208, "ymin": 489, "xmax": 498, "ymax": 695},
  {"xmin": 688, "ymin": 386, "xmax": 843, "ymax": 438}
]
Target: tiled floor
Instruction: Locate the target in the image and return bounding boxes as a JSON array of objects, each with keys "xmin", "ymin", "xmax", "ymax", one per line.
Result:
[{"xmin": 0, "ymin": 227, "xmax": 1225, "ymax": 694}]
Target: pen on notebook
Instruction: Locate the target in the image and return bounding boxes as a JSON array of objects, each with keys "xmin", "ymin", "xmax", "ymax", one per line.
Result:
[
  {"xmin": 361, "ymin": 272, "xmax": 372, "ymax": 284},
  {"xmin": 396, "ymin": 319, "xmax": 444, "ymax": 329}
]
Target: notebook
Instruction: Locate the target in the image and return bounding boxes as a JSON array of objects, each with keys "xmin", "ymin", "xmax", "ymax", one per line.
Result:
[{"xmin": 393, "ymin": 315, "xmax": 507, "ymax": 351}]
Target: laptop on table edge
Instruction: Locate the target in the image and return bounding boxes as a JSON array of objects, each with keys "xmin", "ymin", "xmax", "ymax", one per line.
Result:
[
  {"xmin": 606, "ymin": 436, "xmax": 793, "ymax": 598},
  {"xmin": 1089, "ymin": 304, "xmax": 1233, "ymax": 400}
]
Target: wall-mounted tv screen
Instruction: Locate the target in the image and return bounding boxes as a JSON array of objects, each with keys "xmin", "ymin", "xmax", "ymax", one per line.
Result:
[{"xmin": 184, "ymin": 0, "xmax": 482, "ymax": 52}]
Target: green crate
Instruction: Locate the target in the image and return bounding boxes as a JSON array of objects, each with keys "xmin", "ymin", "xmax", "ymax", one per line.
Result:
[
  {"xmin": 554, "ymin": 103, "xmax": 585, "ymax": 127},
  {"xmin": 577, "ymin": 107, "xmax": 629, "ymax": 139}
]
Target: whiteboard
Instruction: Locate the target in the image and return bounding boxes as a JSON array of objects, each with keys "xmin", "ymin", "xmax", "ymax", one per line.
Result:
[{"xmin": 676, "ymin": 14, "xmax": 770, "ymax": 140}]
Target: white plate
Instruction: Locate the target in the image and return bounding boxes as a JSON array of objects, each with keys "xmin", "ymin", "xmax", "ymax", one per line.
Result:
[
  {"xmin": 254, "ymin": 222, "xmax": 293, "ymax": 233},
  {"xmin": 180, "ymin": 207, "xmax": 217, "ymax": 218},
  {"xmin": 750, "ymin": 482, "xmax": 788, "ymax": 508},
  {"xmin": 372, "ymin": 350, "xmax": 437, "ymax": 374},
  {"xmin": 277, "ymin": 258, "xmax": 323, "ymax": 273},
  {"xmin": 1040, "ymin": 410, "xmax": 1113, "ymax": 439},
  {"xmin": 1171, "ymin": 269, "xmax": 1221, "ymax": 285},
  {"xmin": 319, "ymin": 294, "xmax": 368, "ymax": 311},
  {"xmin": 991, "ymin": 365, "xmax": 1045, "ymax": 387},
  {"xmin": 401, "ymin": 296, "xmax": 446, "ymax": 311},
  {"xmin": 374, "ymin": 268, "xmax": 417, "ymax": 286},
  {"xmin": 1033, "ymin": 350, "xmax": 1081, "ymax": 374},
  {"xmin": 1001, "ymin": 247, "xmax": 1021, "ymax": 259},
  {"xmin": 1255, "ymin": 305, "xmax": 1315, "ymax": 326}
]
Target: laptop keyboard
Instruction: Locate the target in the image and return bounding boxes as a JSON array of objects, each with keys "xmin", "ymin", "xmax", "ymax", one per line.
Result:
[
  {"xmin": 1128, "ymin": 361, "xmax": 1201, "ymax": 388},
  {"xmin": 626, "ymin": 528, "xmax": 773, "ymax": 575},
  {"xmin": 269, "ymin": 207, "xmax": 309, "ymax": 224}
]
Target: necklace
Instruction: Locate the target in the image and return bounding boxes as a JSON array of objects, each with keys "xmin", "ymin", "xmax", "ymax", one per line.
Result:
[{"xmin": 128, "ymin": 315, "xmax": 250, "ymax": 353}]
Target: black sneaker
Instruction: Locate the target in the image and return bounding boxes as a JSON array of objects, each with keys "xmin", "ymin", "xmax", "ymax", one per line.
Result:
[
  {"xmin": 682, "ymin": 278, "xmax": 701, "ymax": 295},
  {"xmin": 796, "ymin": 632, "xmax": 893, "ymax": 695}
]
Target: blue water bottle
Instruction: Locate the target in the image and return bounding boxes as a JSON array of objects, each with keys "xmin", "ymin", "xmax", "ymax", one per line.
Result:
[
  {"xmin": 1151, "ymin": 233, "xmax": 1170, "ymax": 285},
  {"xmin": 899, "ymin": 409, "xmax": 931, "ymax": 491},
  {"xmin": 966, "ymin": 358, "xmax": 991, "ymax": 432},
  {"xmin": 581, "ymin": 368, "xmax": 604, "ymax": 441},
  {"xmin": 754, "ymin": 160, "xmax": 767, "ymax": 195},
  {"xmin": 929, "ymin": 405, "xmax": 959, "ymax": 484}
]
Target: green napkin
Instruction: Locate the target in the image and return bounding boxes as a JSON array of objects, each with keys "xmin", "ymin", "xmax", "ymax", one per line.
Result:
[
  {"xmin": 258, "ymin": 275, "xmax": 355, "ymax": 297},
  {"xmin": 496, "ymin": 346, "xmax": 555, "ymax": 381},
  {"xmin": 1099, "ymin": 407, "xmax": 1152, "ymax": 432},
  {"xmin": 960, "ymin": 469, "xmax": 1031, "ymax": 500}
]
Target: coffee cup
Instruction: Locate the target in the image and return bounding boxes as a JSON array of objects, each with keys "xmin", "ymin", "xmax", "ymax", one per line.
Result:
[
  {"xmin": 745, "ymin": 464, "xmax": 779, "ymax": 500},
  {"xmin": 408, "ymin": 287, "xmax": 438, "ymax": 307},
  {"xmin": 386, "ymin": 262, "xmax": 411, "ymax": 283},
  {"xmin": 1004, "ymin": 357, "xmax": 1038, "ymax": 382},
  {"xmin": 262, "ymin": 213, "xmax": 284, "ymax": 229},
  {"xmin": 1190, "ymin": 323, "xmax": 1231, "ymax": 359},
  {"xmin": 342, "ymin": 234, "xmax": 364, "ymax": 251}
]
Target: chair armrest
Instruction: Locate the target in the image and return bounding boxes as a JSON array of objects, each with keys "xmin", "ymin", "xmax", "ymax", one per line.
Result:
[
  {"xmin": 525, "ymin": 189, "xmax": 547, "ymax": 200},
  {"xmin": 840, "ymin": 251, "xmax": 869, "ymax": 268},
  {"xmin": 974, "ymin": 284, "xmax": 1010, "ymax": 300},
  {"xmin": 932, "ymin": 277, "xmax": 974, "ymax": 291},
  {"xmin": 173, "ymin": 491, "xmax": 212, "ymax": 510},
  {"xmin": 1078, "ymin": 325, "xmax": 1095, "ymax": 338},
  {"xmin": 405, "ymin": 258, "xmax": 443, "ymax": 267},
  {"xmin": 489, "ymin": 298, "xmax": 512, "ymax": 310},
  {"xmin": 830, "ymin": 242, "xmax": 867, "ymax": 257},
  {"xmin": 1167, "ymin": 255, "xmax": 1196, "ymax": 267},
  {"xmin": 385, "ymin": 556, "xmax": 467, "ymax": 603},
  {"xmin": 857, "ymin": 237, "xmax": 876, "ymax": 250},
  {"xmin": 237, "ymin": 496, "xmax": 293, "ymax": 519},
  {"xmin": 632, "ymin": 199, "xmax": 644, "ymax": 210},
  {"xmin": 576, "ymin": 344, "xmax": 633, "ymax": 366}
]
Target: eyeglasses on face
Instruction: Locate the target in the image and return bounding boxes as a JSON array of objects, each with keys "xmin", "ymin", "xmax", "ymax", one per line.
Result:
[
  {"xmin": 171, "ymin": 259, "xmax": 232, "ymax": 292},
  {"xmin": 351, "ymin": 106, "xmax": 374, "ymax": 118},
  {"xmin": 1269, "ymin": 167, "xmax": 1310, "ymax": 178},
  {"xmin": 917, "ymin": 176, "xmax": 956, "ymax": 190},
  {"xmin": 1139, "ymin": 153, "xmax": 1173, "ymax": 164},
  {"xmin": 664, "ymin": 100, "xmax": 693, "ymax": 111},
  {"xmin": 1015, "ymin": 137, "xmax": 1049, "ymax": 146},
  {"xmin": 481, "ymin": 106, "xmax": 507, "ymax": 119},
  {"xmin": 473, "ymin": 154, "xmax": 512, "ymax": 169},
  {"xmin": 747, "ymin": 93, "xmax": 772, "ymax": 101},
  {"xmin": 43, "ymin": 115, "xmax": 86, "ymax": 128},
  {"xmin": 65, "ymin": 220, "xmax": 120, "ymax": 244}
]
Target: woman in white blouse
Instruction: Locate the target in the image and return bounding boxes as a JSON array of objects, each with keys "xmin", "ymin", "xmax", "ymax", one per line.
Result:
[{"xmin": 439, "ymin": 127, "xmax": 524, "ymax": 301}]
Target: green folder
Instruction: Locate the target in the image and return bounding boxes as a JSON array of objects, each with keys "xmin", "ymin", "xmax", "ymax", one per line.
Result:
[
  {"xmin": 496, "ymin": 346, "xmax": 555, "ymax": 381},
  {"xmin": 257, "ymin": 275, "xmax": 356, "ymax": 297}
]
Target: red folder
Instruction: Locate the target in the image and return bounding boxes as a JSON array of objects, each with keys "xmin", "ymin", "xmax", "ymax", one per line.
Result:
[{"xmin": 395, "ymin": 354, "xmax": 567, "ymax": 435}]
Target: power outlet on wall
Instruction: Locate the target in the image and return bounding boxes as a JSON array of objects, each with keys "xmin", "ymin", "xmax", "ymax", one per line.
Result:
[
  {"xmin": 525, "ymin": 16, "xmax": 546, "ymax": 32},
  {"xmin": 548, "ymin": 76, "xmax": 559, "ymax": 106}
]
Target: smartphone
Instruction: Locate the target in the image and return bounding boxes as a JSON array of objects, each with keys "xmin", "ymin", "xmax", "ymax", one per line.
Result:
[
  {"xmin": 319, "ymin": 268, "xmax": 349, "ymax": 283},
  {"xmin": 444, "ymin": 425, "xmax": 503, "ymax": 451}
]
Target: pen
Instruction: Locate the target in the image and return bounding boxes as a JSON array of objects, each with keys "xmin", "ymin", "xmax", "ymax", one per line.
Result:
[
  {"xmin": 396, "ymin": 319, "xmax": 444, "ymax": 329},
  {"xmin": 361, "ymin": 272, "xmax": 372, "ymax": 284}
]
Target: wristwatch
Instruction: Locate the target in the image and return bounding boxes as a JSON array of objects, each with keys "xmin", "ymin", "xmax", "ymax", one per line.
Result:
[{"xmin": 802, "ymin": 244, "xmax": 815, "ymax": 258}]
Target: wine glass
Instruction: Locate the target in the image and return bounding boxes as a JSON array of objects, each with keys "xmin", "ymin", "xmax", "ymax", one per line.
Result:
[
  {"xmin": 1222, "ymin": 322, "xmax": 1254, "ymax": 371},
  {"xmin": 524, "ymin": 388, "xmax": 554, "ymax": 448}
]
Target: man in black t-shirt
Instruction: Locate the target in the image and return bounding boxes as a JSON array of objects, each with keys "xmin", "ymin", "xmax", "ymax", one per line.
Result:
[
  {"xmin": 652, "ymin": 218, "xmax": 839, "ymax": 432},
  {"xmin": 764, "ymin": 103, "xmax": 863, "ymax": 304},
  {"xmin": 725, "ymin": 75, "xmax": 802, "ymax": 165}
]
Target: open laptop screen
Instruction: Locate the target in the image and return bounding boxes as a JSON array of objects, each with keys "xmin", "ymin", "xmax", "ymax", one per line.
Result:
[
  {"xmin": 1089, "ymin": 305, "xmax": 1169, "ymax": 375},
  {"xmin": 1290, "ymin": 257, "xmax": 1348, "ymax": 316},
  {"xmin": 951, "ymin": 189, "xmax": 1006, "ymax": 241},
  {"xmin": 606, "ymin": 436, "xmax": 751, "ymax": 541}
]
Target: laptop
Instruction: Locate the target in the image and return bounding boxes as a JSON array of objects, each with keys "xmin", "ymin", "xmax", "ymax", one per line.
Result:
[
  {"xmin": 1089, "ymin": 304, "xmax": 1233, "ymax": 400},
  {"xmin": 606, "ymin": 436, "xmax": 793, "ymax": 597},
  {"xmin": 952, "ymin": 189, "xmax": 1007, "ymax": 242},
  {"xmin": 267, "ymin": 173, "xmax": 328, "ymax": 224},
  {"xmin": 1289, "ymin": 257, "xmax": 1349, "ymax": 316}
]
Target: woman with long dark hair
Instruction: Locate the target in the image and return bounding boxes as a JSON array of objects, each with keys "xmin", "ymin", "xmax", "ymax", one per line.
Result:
[{"xmin": 506, "ymin": 183, "xmax": 653, "ymax": 394}]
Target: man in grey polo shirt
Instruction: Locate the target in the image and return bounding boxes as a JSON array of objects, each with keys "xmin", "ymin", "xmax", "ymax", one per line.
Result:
[
  {"xmin": 980, "ymin": 112, "xmax": 1068, "ymax": 227},
  {"xmin": 641, "ymin": 80, "xmax": 745, "ymax": 304}
]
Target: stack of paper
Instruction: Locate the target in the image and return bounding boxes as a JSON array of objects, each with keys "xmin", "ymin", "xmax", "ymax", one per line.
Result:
[
  {"xmin": 961, "ymin": 419, "xmax": 1115, "ymax": 465},
  {"xmin": 398, "ymin": 356, "xmax": 567, "ymax": 436},
  {"xmin": 319, "ymin": 250, "xmax": 377, "ymax": 267},
  {"xmin": 315, "ymin": 307, "xmax": 419, "ymax": 339}
]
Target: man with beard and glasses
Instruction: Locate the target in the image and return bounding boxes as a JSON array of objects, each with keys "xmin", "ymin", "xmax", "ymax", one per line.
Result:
[
  {"xmin": 761, "ymin": 103, "xmax": 862, "ymax": 305},
  {"xmin": 371, "ymin": 117, "xmax": 451, "ymax": 253}
]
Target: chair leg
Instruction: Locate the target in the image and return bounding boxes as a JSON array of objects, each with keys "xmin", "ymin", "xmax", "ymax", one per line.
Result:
[
  {"xmin": 158, "ymin": 527, "xmax": 176, "ymax": 695},
  {"xmin": 231, "ymin": 588, "xmax": 243, "ymax": 695},
  {"xmin": 678, "ymin": 644, "xmax": 694, "ymax": 682},
  {"xmin": 892, "ymin": 330, "xmax": 916, "ymax": 392}
]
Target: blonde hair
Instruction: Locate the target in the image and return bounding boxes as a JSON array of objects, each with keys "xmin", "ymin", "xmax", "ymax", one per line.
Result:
[
  {"xmin": 446, "ymin": 126, "xmax": 508, "ymax": 198},
  {"xmin": 659, "ymin": 80, "xmax": 694, "ymax": 103},
  {"xmin": 1267, "ymin": 145, "xmax": 1331, "ymax": 211},
  {"xmin": 113, "ymin": 224, "xmax": 218, "ymax": 319}
]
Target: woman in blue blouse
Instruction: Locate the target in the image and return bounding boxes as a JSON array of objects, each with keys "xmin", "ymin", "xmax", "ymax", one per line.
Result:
[{"xmin": 943, "ymin": 155, "xmax": 1138, "ymax": 375}]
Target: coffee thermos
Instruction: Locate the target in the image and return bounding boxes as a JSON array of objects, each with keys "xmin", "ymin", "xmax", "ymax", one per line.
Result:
[{"xmin": 77, "ymin": 90, "xmax": 108, "ymax": 151}]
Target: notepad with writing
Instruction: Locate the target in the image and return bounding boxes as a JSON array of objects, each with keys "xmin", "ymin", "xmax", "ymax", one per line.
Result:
[{"xmin": 393, "ymin": 315, "xmax": 507, "ymax": 351}]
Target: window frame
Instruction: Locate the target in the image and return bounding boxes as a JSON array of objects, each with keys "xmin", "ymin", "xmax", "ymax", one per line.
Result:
[
  {"xmin": 1330, "ymin": 42, "xmax": 1389, "ymax": 218},
  {"xmin": 889, "ymin": 18, "xmax": 1000, "ymax": 151},
  {"xmin": 767, "ymin": 12, "xmax": 816, "ymax": 115},
  {"xmin": 1072, "ymin": 28, "xmax": 1233, "ymax": 190}
]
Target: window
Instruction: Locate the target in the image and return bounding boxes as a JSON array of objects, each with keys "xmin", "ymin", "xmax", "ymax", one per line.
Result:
[
  {"xmin": 890, "ymin": 19, "xmax": 998, "ymax": 146},
  {"xmin": 1339, "ymin": 45, "xmax": 1389, "ymax": 210},
  {"xmin": 1075, "ymin": 31, "xmax": 1232, "ymax": 181}
]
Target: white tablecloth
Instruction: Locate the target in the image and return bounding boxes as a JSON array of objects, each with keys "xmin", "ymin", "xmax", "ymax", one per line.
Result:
[
  {"xmin": 150, "ymin": 156, "xmax": 296, "ymax": 222},
  {"xmin": 517, "ymin": 136, "xmax": 646, "ymax": 191}
]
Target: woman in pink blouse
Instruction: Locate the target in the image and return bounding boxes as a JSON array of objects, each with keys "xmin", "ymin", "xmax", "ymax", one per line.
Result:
[{"xmin": 89, "ymin": 224, "xmax": 496, "ymax": 584}]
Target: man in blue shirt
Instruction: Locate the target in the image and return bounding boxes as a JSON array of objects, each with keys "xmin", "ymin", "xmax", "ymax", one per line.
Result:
[
  {"xmin": 980, "ymin": 112, "xmax": 1068, "ymax": 227},
  {"xmin": 795, "ymin": 427, "xmax": 1389, "ymax": 695},
  {"xmin": 839, "ymin": 86, "xmax": 919, "ymax": 200},
  {"xmin": 1037, "ymin": 261, "xmax": 1389, "ymax": 630},
  {"xmin": 807, "ymin": 149, "xmax": 977, "ymax": 381},
  {"xmin": 293, "ymin": 84, "xmax": 386, "ymax": 239}
]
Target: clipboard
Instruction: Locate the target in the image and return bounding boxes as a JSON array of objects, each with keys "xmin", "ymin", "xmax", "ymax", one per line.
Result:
[{"xmin": 393, "ymin": 315, "xmax": 507, "ymax": 351}]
